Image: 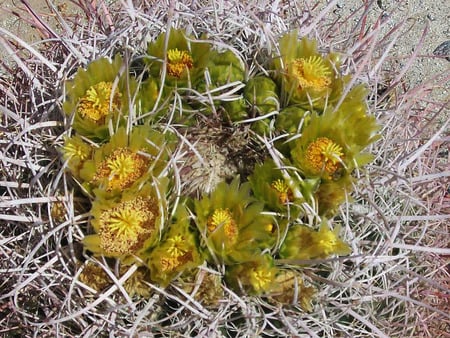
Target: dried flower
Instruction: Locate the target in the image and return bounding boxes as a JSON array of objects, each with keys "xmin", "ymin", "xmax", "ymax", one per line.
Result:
[
  {"xmin": 177, "ymin": 270, "xmax": 224, "ymax": 307},
  {"xmin": 78, "ymin": 261, "xmax": 111, "ymax": 292},
  {"xmin": 268, "ymin": 270, "xmax": 316, "ymax": 312}
]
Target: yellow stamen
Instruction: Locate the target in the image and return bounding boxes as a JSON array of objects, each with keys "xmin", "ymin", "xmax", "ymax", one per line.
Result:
[
  {"xmin": 167, "ymin": 235, "xmax": 187, "ymax": 258},
  {"xmin": 289, "ymin": 56, "xmax": 331, "ymax": 91},
  {"xmin": 160, "ymin": 251, "xmax": 193, "ymax": 272},
  {"xmin": 271, "ymin": 179, "xmax": 293, "ymax": 204},
  {"xmin": 250, "ymin": 266, "xmax": 274, "ymax": 292},
  {"xmin": 305, "ymin": 137, "xmax": 344, "ymax": 177},
  {"xmin": 167, "ymin": 48, "xmax": 193, "ymax": 78},
  {"xmin": 92, "ymin": 147, "xmax": 149, "ymax": 191},
  {"xmin": 265, "ymin": 223, "xmax": 274, "ymax": 233},
  {"xmin": 63, "ymin": 137, "xmax": 91, "ymax": 161},
  {"xmin": 316, "ymin": 229, "xmax": 337, "ymax": 256},
  {"xmin": 98, "ymin": 196, "xmax": 158, "ymax": 255},
  {"xmin": 207, "ymin": 208, "xmax": 238, "ymax": 242},
  {"xmin": 77, "ymin": 81, "xmax": 121, "ymax": 123}
]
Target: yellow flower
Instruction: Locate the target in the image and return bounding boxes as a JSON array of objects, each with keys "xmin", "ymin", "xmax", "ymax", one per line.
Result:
[
  {"xmin": 305, "ymin": 137, "xmax": 344, "ymax": 178},
  {"xmin": 146, "ymin": 28, "xmax": 211, "ymax": 86},
  {"xmin": 194, "ymin": 178, "xmax": 273, "ymax": 264},
  {"xmin": 61, "ymin": 135, "xmax": 92, "ymax": 178},
  {"xmin": 289, "ymin": 56, "xmax": 332, "ymax": 91},
  {"xmin": 79, "ymin": 126, "xmax": 171, "ymax": 198},
  {"xmin": 270, "ymin": 179, "xmax": 294, "ymax": 204},
  {"xmin": 97, "ymin": 196, "xmax": 159, "ymax": 256},
  {"xmin": 77, "ymin": 81, "xmax": 121, "ymax": 123},
  {"xmin": 249, "ymin": 265, "xmax": 275, "ymax": 294},
  {"xmin": 249, "ymin": 160, "xmax": 302, "ymax": 224},
  {"xmin": 159, "ymin": 234, "xmax": 194, "ymax": 273},
  {"xmin": 207, "ymin": 208, "xmax": 238, "ymax": 244},
  {"xmin": 63, "ymin": 55, "xmax": 135, "ymax": 140},
  {"xmin": 63, "ymin": 135, "xmax": 92, "ymax": 161},
  {"xmin": 279, "ymin": 221, "xmax": 351, "ymax": 260},
  {"xmin": 146, "ymin": 204, "xmax": 203, "ymax": 287},
  {"xmin": 83, "ymin": 181, "xmax": 165, "ymax": 260},
  {"xmin": 314, "ymin": 223, "xmax": 351, "ymax": 257},
  {"xmin": 91, "ymin": 147, "xmax": 149, "ymax": 192},
  {"xmin": 272, "ymin": 31, "xmax": 343, "ymax": 109},
  {"xmin": 167, "ymin": 48, "xmax": 194, "ymax": 78},
  {"xmin": 225, "ymin": 254, "xmax": 276, "ymax": 295}
]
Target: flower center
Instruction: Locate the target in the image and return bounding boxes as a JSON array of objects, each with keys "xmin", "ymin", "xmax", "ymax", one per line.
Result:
[
  {"xmin": 305, "ymin": 137, "xmax": 344, "ymax": 177},
  {"xmin": 167, "ymin": 235, "xmax": 187, "ymax": 258},
  {"xmin": 160, "ymin": 236, "xmax": 193, "ymax": 273},
  {"xmin": 316, "ymin": 230, "xmax": 337, "ymax": 256},
  {"xmin": 99, "ymin": 197, "xmax": 158, "ymax": 255},
  {"xmin": 271, "ymin": 179, "xmax": 293, "ymax": 204},
  {"xmin": 207, "ymin": 208, "xmax": 238, "ymax": 240},
  {"xmin": 92, "ymin": 147, "xmax": 149, "ymax": 191},
  {"xmin": 289, "ymin": 56, "xmax": 331, "ymax": 91},
  {"xmin": 167, "ymin": 48, "xmax": 194, "ymax": 78},
  {"xmin": 63, "ymin": 137, "xmax": 91, "ymax": 161},
  {"xmin": 250, "ymin": 266, "xmax": 274, "ymax": 293},
  {"xmin": 77, "ymin": 81, "xmax": 121, "ymax": 123}
]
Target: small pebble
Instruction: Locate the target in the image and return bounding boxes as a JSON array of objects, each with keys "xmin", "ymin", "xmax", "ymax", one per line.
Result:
[{"xmin": 433, "ymin": 40, "xmax": 450, "ymax": 61}]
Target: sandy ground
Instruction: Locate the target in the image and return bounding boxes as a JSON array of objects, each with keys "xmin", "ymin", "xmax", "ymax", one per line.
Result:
[{"xmin": 0, "ymin": 0, "xmax": 449, "ymax": 95}]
